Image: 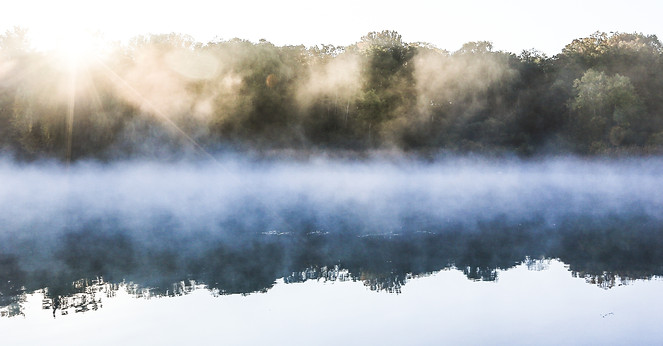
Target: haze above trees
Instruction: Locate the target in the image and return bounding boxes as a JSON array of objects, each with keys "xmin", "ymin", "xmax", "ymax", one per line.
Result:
[{"xmin": 1, "ymin": 29, "xmax": 662, "ymax": 161}]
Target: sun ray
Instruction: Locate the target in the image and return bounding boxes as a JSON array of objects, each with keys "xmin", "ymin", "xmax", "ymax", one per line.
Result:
[
  {"xmin": 97, "ymin": 61, "xmax": 217, "ymax": 160},
  {"xmin": 65, "ymin": 57, "xmax": 76, "ymax": 166},
  {"xmin": 36, "ymin": 28, "xmax": 108, "ymax": 165}
]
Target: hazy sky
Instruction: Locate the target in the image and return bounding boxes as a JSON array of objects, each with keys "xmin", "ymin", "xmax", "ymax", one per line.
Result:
[{"xmin": 2, "ymin": 0, "xmax": 662, "ymax": 55}]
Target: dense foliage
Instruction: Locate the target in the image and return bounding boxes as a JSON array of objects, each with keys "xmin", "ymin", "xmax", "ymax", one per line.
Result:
[{"xmin": 2, "ymin": 29, "xmax": 663, "ymax": 160}]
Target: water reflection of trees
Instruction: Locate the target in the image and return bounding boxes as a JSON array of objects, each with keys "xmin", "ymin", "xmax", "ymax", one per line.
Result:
[
  {"xmin": 1, "ymin": 215, "xmax": 662, "ymax": 317},
  {"xmin": 0, "ymin": 254, "xmax": 25, "ymax": 316},
  {"xmin": 41, "ymin": 278, "xmax": 108, "ymax": 317}
]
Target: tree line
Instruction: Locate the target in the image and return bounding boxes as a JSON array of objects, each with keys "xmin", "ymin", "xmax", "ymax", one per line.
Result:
[{"xmin": 1, "ymin": 29, "xmax": 663, "ymax": 160}]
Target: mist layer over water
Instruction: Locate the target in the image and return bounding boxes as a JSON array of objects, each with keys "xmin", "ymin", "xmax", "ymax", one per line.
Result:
[{"xmin": 1, "ymin": 156, "xmax": 661, "ymax": 239}]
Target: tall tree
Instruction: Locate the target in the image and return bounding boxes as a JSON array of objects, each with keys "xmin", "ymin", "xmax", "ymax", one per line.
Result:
[
  {"xmin": 570, "ymin": 69, "xmax": 644, "ymax": 151},
  {"xmin": 354, "ymin": 31, "xmax": 416, "ymax": 146}
]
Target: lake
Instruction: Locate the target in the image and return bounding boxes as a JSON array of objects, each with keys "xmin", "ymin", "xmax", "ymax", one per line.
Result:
[{"xmin": 1, "ymin": 157, "xmax": 662, "ymax": 344}]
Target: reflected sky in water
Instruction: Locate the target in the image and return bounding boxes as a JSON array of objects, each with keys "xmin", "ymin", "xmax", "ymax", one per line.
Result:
[{"xmin": 3, "ymin": 259, "xmax": 663, "ymax": 345}]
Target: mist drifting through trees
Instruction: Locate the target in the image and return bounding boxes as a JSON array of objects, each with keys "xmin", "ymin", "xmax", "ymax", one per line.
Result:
[{"xmin": 1, "ymin": 29, "xmax": 663, "ymax": 161}]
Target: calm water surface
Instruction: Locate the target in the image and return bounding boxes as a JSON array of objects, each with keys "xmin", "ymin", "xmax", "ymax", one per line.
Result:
[{"xmin": 1, "ymin": 158, "xmax": 662, "ymax": 344}]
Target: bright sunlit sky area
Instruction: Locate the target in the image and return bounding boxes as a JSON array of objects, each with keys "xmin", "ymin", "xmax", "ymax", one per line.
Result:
[{"xmin": 2, "ymin": 0, "xmax": 662, "ymax": 56}]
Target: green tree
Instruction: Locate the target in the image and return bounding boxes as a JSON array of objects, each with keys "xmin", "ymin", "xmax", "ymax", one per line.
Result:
[
  {"xmin": 456, "ymin": 41, "xmax": 494, "ymax": 55},
  {"xmin": 354, "ymin": 31, "xmax": 416, "ymax": 147},
  {"xmin": 570, "ymin": 69, "xmax": 644, "ymax": 151}
]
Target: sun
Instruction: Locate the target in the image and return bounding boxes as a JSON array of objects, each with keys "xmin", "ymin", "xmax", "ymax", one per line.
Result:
[
  {"xmin": 51, "ymin": 28, "xmax": 102, "ymax": 69},
  {"xmin": 27, "ymin": 24, "xmax": 105, "ymax": 71}
]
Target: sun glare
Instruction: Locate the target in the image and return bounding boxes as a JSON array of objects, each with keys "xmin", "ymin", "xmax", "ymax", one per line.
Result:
[
  {"xmin": 23, "ymin": 23, "xmax": 103, "ymax": 71},
  {"xmin": 51, "ymin": 29, "xmax": 100, "ymax": 69}
]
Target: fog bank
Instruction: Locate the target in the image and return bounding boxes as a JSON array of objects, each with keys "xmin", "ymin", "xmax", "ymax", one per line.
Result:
[{"xmin": 1, "ymin": 157, "xmax": 661, "ymax": 242}]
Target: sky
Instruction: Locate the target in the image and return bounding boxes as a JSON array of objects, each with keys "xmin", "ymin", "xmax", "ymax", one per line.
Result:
[{"xmin": 1, "ymin": 0, "xmax": 662, "ymax": 56}]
